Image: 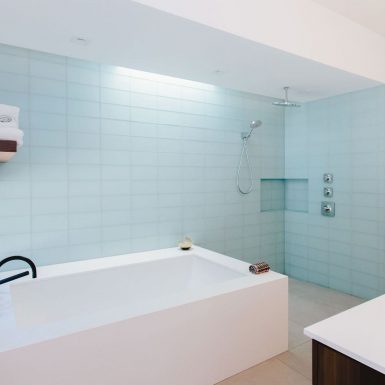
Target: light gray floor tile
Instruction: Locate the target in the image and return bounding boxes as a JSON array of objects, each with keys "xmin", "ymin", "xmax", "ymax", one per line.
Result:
[
  {"xmin": 277, "ymin": 341, "xmax": 312, "ymax": 380},
  {"xmin": 216, "ymin": 278, "xmax": 364, "ymax": 385},
  {"xmin": 217, "ymin": 358, "xmax": 311, "ymax": 385}
]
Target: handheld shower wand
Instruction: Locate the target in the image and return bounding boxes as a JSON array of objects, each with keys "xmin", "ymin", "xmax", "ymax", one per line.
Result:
[{"xmin": 237, "ymin": 120, "xmax": 262, "ymax": 194}]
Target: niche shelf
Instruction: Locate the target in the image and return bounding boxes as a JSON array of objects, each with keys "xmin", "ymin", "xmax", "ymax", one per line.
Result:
[
  {"xmin": 0, "ymin": 140, "xmax": 17, "ymax": 162},
  {"xmin": 260, "ymin": 179, "xmax": 285, "ymax": 212},
  {"xmin": 260, "ymin": 178, "xmax": 308, "ymax": 213}
]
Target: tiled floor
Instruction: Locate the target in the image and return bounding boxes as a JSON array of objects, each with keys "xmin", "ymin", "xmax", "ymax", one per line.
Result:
[{"xmin": 217, "ymin": 278, "xmax": 364, "ymax": 385}]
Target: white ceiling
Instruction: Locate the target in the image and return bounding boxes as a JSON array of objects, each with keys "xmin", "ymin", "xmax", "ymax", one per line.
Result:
[
  {"xmin": 312, "ymin": 0, "xmax": 385, "ymax": 37},
  {"xmin": 0, "ymin": 0, "xmax": 380, "ymax": 101}
]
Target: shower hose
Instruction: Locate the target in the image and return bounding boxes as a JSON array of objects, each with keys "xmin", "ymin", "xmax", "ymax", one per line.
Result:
[{"xmin": 236, "ymin": 137, "xmax": 254, "ymax": 194}]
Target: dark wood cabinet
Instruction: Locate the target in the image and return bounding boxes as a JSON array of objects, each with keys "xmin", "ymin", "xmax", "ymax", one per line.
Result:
[{"xmin": 312, "ymin": 340, "xmax": 385, "ymax": 385}]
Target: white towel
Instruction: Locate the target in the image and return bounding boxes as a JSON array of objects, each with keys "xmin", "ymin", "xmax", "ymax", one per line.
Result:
[
  {"xmin": 0, "ymin": 127, "xmax": 24, "ymax": 146},
  {"xmin": 0, "ymin": 104, "xmax": 20, "ymax": 129}
]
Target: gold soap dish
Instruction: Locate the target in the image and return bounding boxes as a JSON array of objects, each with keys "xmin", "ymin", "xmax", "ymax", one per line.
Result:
[{"xmin": 178, "ymin": 236, "xmax": 192, "ymax": 250}]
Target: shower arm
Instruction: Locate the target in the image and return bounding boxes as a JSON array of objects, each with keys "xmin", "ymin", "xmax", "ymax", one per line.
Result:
[{"xmin": 284, "ymin": 87, "xmax": 289, "ymax": 103}]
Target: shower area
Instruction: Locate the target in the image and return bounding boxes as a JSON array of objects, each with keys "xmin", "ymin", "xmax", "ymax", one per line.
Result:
[{"xmin": 236, "ymin": 85, "xmax": 385, "ymax": 300}]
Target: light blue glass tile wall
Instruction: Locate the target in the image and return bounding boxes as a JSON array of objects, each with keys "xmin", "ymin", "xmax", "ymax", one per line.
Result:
[
  {"xmin": 260, "ymin": 179, "xmax": 285, "ymax": 211},
  {"xmin": 285, "ymin": 85, "xmax": 385, "ymax": 299},
  {"xmin": 0, "ymin": 44, "xmax": 285, "ymax": 271}
]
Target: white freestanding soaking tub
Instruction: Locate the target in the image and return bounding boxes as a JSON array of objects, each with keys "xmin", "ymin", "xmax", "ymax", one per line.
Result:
[{"xmin": 0, "ymin": 246, "xmax": 288, "ymax": 385}]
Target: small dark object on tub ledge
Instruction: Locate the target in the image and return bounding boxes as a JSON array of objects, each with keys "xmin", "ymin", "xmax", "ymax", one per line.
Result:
[{"xmin": 249, "ymin": 262, "xmax": 270, "ymax": 274}]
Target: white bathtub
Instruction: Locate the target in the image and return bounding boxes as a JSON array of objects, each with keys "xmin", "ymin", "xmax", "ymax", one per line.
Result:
[{"xmin": 0, "ymin": 246, "xmax": 288, "ymax": 385}]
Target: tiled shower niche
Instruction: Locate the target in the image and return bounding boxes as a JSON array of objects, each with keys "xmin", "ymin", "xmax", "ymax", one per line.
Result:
[{"xmin": 261, "ymin": 178, "xmax": 308, "ymax": 213}]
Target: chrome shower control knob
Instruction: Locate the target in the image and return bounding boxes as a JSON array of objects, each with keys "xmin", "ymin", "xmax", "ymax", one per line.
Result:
[
  {"xmin": 321, "ymin": 201, "xmax": 335, "ymax": 217},
  {"xmin": 324, "ymin": 187, "xmax": 333, "ymax": 197},
  {"xmin": 323, "ymin": 173, "xmax": 333, "ymax": 183}
]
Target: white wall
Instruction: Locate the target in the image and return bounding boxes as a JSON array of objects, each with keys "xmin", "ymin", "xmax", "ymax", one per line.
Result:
[{"xmin": 134, "ymin": 0, "xmax": 385, "ymax": 84}]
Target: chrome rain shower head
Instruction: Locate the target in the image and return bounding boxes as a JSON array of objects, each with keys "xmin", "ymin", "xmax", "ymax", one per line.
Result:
[{"xmin": 273, "ymin": 87, "xmax": 301, "ymax": 107}]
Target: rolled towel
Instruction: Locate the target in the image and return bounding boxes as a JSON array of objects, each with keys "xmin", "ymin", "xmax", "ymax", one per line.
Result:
[
  {"xmin": 0, "ymin": 127, "xmax": 24, "ymax": 146},
  {"xmin": 249, "ymin": 261, "xmax": 270, "ymax": 274},
  {"xmin": 0, "ymin": 104, "xmax": 19, "ymax": 129}
]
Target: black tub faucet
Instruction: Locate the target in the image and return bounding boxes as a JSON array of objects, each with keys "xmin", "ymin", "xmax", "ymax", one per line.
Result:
[{"xmin": 0, "ymin": 256, "xmax": 37, "ymax": 285}]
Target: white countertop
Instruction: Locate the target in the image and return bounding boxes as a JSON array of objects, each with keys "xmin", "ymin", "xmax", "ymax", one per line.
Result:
[{"xmin": 304, "ymin": 294, "xmax": 385, "ymax": 374}]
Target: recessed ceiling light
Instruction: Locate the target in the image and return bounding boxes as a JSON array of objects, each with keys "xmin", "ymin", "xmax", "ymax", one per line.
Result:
[{"xmin": 70, "ymin": 36, "xmax": 90, "ymax": 46}]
